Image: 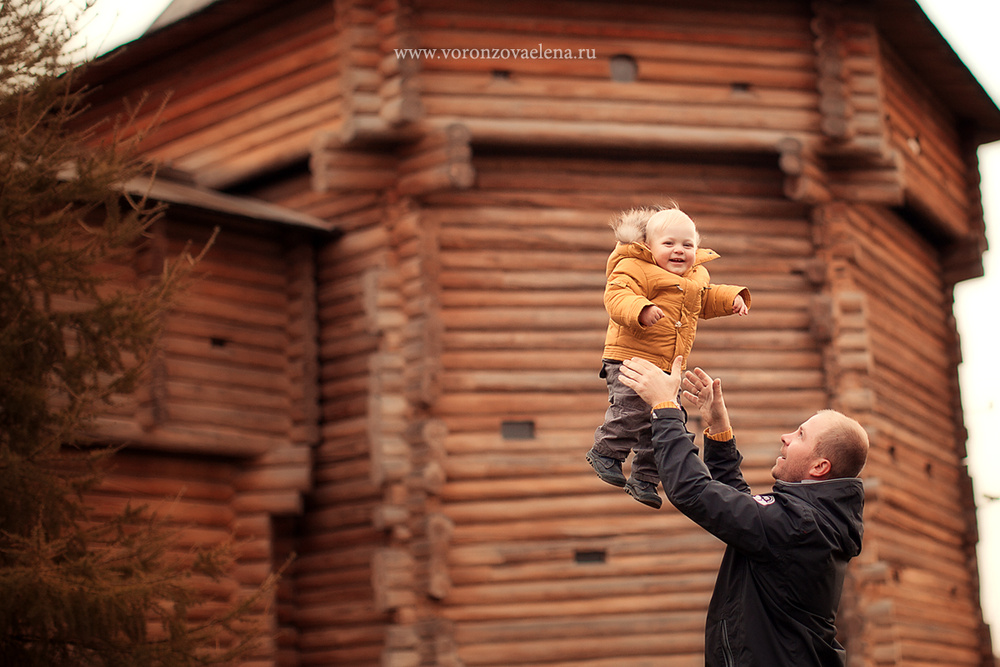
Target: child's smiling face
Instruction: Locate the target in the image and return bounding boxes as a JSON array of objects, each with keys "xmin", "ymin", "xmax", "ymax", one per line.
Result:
[{"xmin": 647, "ymin": 212, "xmax": 698, "ymax": 276}]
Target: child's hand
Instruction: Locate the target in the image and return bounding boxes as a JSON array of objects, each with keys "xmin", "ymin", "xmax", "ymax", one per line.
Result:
[
  {"xmin": 639, "ymin": 304, "xmax": 664, "ymax": 327},
  {"xmin": 732, "ymin": 295, "xmax": 749, "ymax": 316}
]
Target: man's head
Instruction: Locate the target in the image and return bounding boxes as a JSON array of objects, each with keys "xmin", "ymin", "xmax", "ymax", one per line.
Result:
[
  {"xmin": 772, "ymin": 410, "xmax": 869, "ymax": 482},
  {"xmin": 645, "ymin": 207, "xmax": 700, "ymax": 276}
]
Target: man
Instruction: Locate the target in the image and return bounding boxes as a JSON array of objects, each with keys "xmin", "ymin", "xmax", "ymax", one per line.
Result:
[{"xmin": 619, "ymin": 356, "xmax": 869, "ymax": 667}]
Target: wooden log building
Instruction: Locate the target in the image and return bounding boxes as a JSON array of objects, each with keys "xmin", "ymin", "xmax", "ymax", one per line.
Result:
[{"xmin": 75, "ymin": 0, "xmax": 1000, "ymax": 664}]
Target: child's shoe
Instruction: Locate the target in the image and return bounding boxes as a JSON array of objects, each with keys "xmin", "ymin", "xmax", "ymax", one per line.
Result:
[
  {"xmin": 624, "ymin": 476, "xmax": 662, "ymax": 509},
  {"xmin": 586, "ymin": 448, "xmax": 626, "ymax": 487}
]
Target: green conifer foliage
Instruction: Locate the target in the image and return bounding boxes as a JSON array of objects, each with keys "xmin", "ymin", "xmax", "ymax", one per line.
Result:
[{"xmin": 0, "ymin": 3, "xmax": 274, "ymax": 664}]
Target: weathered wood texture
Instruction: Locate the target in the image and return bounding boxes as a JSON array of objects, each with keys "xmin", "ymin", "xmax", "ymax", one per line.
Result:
[
  {"xmin": 808, "ymin": 0, "xmax": 984, "ymax": 247},
  {"xmin": 72, "ymin": 0, "xmax": 999, "ymax": 665},
  {"xmin": 96, "ymin": 220, "xmax": 311, "ymax": 464},
  {"xmin": 74, "ymin": 0, "xmax": 986, "ymax": 244},
  {"xmin": 412, "ymin": 0, "xmax": 819, "ymax": 143},
  {"xmin": 77, "ymin": 0, "xmax": 339, "ymax": 190},
  {"xmin": 253, "ymin": 0, "xmax": 993, "ymax": 663},
  {"xmin": 811, "ymin": 2, "xmax": 887, "ymax": 153},
  {"xmin": 74, "ymin": 0, "xmax": 985, "ymax": 244},
  {"xmin": 86, "ymin": 451, "xmax": 281, "ymax": 662},
  {"xmin": 812, "ymin": 202, "xmax": 994, "ymax": 666},
  {"xmin": 293, "ymin": 200, "xmax": 394, "ymax": 666},
  {"xmin": 85, "ymin": 215, "xmax": 319, "ymax": 666},
  {"xmin": 880, "ymin": 41, "xmax": 984, "ymax": 242},
  {"xmin": 416, "ymin": 151, "xmax": 821, "ymax": 666}
]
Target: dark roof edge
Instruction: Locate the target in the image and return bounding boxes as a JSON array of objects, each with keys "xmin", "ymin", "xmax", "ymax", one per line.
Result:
[
  {"xmin": 123, "ymin": 175, "xmax": 337, "ymax": 236},
  {"xmin": 878, "ymin": 0, "xmax": 1000, "ymax": 144},
  {"xmin": 77, "ymin": 0, "xmax": 290, "ymax": 86},
  {"xmin": 146, "ymin": 0, "xmax": 219, "ymax": 33}
]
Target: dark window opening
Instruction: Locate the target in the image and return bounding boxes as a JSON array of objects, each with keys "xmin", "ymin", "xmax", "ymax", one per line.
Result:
[
  {"xmin": 575, "ymin": 549, "xmax": 607, "ymax": 564},
  {"xmin": 609, "ymin": 54, "xmax": 637, "ymax": 82},
  {"xmin": 501, "ymin": 420, "xmax": 535, "ymax": 439}
]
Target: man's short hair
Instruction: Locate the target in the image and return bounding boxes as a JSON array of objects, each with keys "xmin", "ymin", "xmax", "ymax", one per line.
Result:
[{"xmin": 813, "ymin": 410, "xmax": 869, "ymax": 479}]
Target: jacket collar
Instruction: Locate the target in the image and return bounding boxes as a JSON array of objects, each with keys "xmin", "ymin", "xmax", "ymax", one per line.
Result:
[
  {"xmin": 774, "ymin": 477, "xmax": 865, "ymax": 556},
  {"xmin": 613, "ymin": 242, "xmax": 720, "ymax": 275}
]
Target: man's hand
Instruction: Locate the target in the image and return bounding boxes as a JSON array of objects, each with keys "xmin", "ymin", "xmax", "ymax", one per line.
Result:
[
  {"xmin": 639, "ymin": 304, "xmax": 664, "ymax": 327},
  {"xmin": 682, "ymin": 367, "xmax": 731, "ymax": 435},
  {"xmin": 620, "ymin": 356, "xmax": 683, "ymax": 407}
]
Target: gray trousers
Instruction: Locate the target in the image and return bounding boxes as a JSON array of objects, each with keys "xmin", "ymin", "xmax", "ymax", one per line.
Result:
[{"xmin": 592, "ymin": 360, "xmax": 661, "ymax": 483}]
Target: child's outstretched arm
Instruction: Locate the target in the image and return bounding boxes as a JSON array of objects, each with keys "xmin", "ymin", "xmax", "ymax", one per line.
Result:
[
  {"xmin": 732, "ymin": 294, "xmax": 748, "ymax": 316},
  {"xmin": 701, "ymin": 285, "xmax": 750, "ymax": 320}
]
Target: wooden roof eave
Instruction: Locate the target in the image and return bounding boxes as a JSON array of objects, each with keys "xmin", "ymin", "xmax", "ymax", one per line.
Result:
[
  {"xmin": 83, "ymin": 0, "xmax": 1000, "ymax": 147},
  {"xmin": 122, "ymin": 175, "xmax": 339, "ymax": 240},
  {"xmin": 75, "ymin": 0, "xmax": 299, "ymax": 89},
  {"xmin": 877, "ymin": 0, "xmax": 1000, "ymax": 146}
]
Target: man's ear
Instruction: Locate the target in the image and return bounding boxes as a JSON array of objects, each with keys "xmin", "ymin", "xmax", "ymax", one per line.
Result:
[{"xmin": 811, "ymin": 458, "xmax": 832, "ymax": 479}]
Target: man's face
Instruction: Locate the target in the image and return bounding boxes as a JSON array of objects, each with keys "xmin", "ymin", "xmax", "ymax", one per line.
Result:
[{"xmin": 772, "ymin": 412, "xmax": 832, "ymax": 482}]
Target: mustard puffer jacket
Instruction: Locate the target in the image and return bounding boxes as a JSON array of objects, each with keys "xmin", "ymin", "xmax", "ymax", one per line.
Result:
[{"xmin": 602, "ymin": 242, "xmax": 750, "ymax": 371}]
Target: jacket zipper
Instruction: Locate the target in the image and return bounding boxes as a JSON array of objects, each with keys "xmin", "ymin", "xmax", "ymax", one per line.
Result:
[{"xmin": 721, "ymin": 619, "xmax": 735, "ymax": 667}]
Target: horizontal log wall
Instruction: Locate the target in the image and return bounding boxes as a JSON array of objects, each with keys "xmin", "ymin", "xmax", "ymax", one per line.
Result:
[
  {"xmin": 880, "ymin": 40, "xmax": 977, "ymax": 238},
  {"xmin": 424, "ymin": 150, "xmax": 820, "ymax": 665},
  {"xmin": 810, "ymin": 1, "xmax": 887, "ymax": 154},
  {"xmin": 88, "ymin": 215, "xmax": 317, "ymax": 472},
  {"xmin": 86, "ymin": 451, "xmax": 284, "ymax": 665},
  {"xmin": 87, "ymin": 217, "xmax": 318, "ymax": 666},
  {"xmin": 410, "ymin": 0, "xmax": 820, "ymax": 150},
  {"xmin": 72, "ymin": 0, "xmax": 995, "ymax": 664},
  {"xmin": 78, "ymin": 0, "xmax": 337, "ymax": 189},
  {"xmin": 292, "ymin": 197, "xmax": 393, "ymax": 666},
  {"xmin": 144, "ymin": 221, "xmax": 296, "ymax": 456},
  {"xmin": 815, "ymin": 202, "xmax": 991, "ymax": 666}
]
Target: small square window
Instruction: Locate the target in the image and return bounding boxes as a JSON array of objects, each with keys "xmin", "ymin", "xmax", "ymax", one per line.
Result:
[
  {"xmin": 501, "ymin": 420, "xmax": 535, "ymax": 439},
  {"xmin": 574, "ymin": 549, "xmax": 607, "ymax": 564},
  {"xmin": 609, "ymin": 54, "xmax": 637, "ymax": 82}
]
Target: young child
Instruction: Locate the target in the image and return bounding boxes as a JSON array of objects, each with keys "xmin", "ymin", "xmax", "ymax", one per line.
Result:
[{"xmin": 587, "ymin": 203, "xmax": 750, "ymax": 508}]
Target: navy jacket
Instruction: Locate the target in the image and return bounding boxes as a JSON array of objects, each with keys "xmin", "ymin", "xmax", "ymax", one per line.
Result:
[{"xmin": 651, "ymin": 408, "xmax": 865, "ymax": 667}]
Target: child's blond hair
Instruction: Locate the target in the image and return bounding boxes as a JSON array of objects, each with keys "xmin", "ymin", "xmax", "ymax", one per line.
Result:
[{"xmin": 645, "ymin": 204, "xmax": 701, "ymax": 247}]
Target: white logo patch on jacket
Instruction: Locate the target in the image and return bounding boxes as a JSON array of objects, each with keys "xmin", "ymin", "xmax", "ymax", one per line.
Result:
[{"xmin": 753, "ymin": 494, "xmax": 775, "ymax": 506}]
